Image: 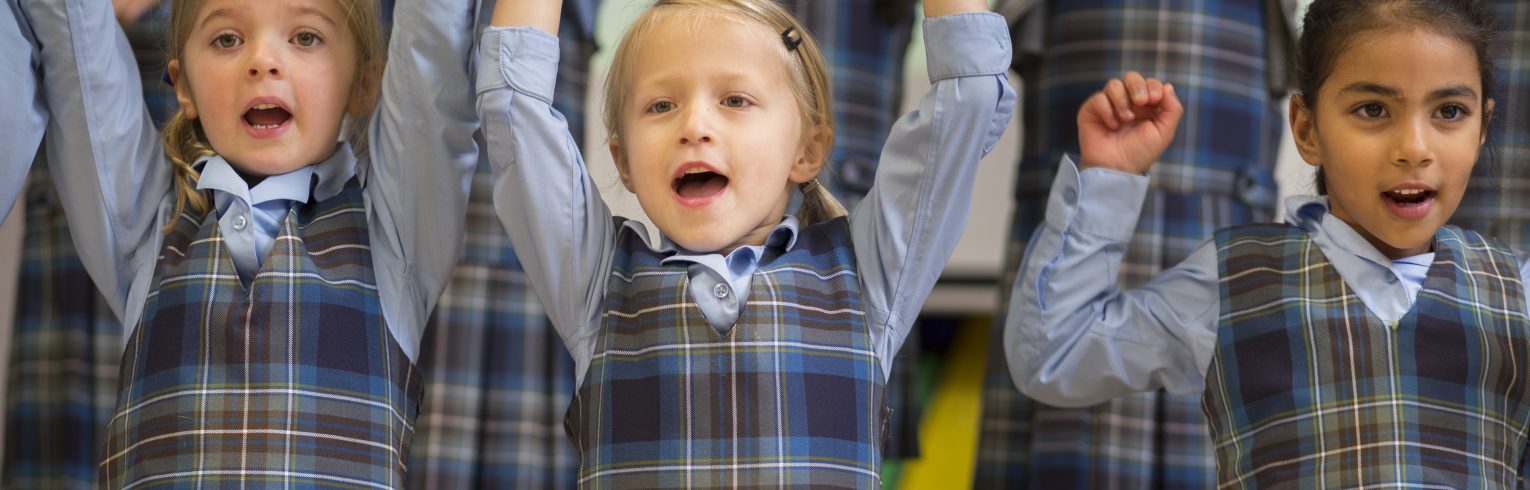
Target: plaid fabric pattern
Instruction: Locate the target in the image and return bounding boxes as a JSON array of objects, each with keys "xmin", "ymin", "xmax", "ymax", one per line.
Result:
[
  {"xmin": 1453, "ymin": 0, "xmax": 1530, "ymax": 251},
  {"xmin": 565, "ymin": 217, "xmax": 887, "ymax": 488},
  {"xmin": 3, "ymin": 167, "xmax": 122, "ymax": 490},
  {"xmin": 1205, "ymin": 224, "xmax": 1530, "ymax": 487},
  {"xmin": 406, "ymin": 5, "xmax": 594, "ymax": 488},
  {"xmin": 100, "ymin": 179, "xmax": 424, "ymax": 489},
  {"xmin": 782, "ymin": 0, "xmax": 914, "ymax": 210},
  {"xmin": 977, "ymin": 1, "xmax": 1284, "ymax": 488}
]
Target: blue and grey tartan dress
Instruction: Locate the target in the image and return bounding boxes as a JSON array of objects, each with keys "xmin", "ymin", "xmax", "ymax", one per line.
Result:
[
  {"xmin": 98, "ymin": 179, "xmax": 423, "ymax": 488},
  {"xmin": 565, "ymin": 217, "xmax": 888, "ymax": 488},
  {"xmin": 1205, "ymin": 223, "xmax": 1530, "ymax": 487}
]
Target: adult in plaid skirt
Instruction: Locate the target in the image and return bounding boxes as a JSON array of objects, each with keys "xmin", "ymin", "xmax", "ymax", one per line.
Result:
[
  {"xmin": 480, "ymin": 0, "xmax": 1012, "ymax": 485},
  {"xmin": 406, "ymin": 0, "xmax": 596, "ymax": 488},
  {"xmin": 1009, "ymin": 0, "xmax": 1526, "ymax": 485},
  {"xmin": 975, "ymin": 1, "xmax": 1289, "ymax": 487},
  {"xmin": 19, "ymin": 0, "xmax": 480, "ymax": 485}
]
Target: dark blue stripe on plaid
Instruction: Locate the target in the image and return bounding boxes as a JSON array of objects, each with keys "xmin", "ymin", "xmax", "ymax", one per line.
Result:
[
  {"xmin": 102, "ymin": 178, "xmax": 422, "ymax": 489},
  {"xmin": 4, "ymin": 168, "xmax": 123, "ymax": 490},
  {"xmin": 1206, "ymin": 223, "xmax": 1530, "ymax": 488},
  {"xmin": 566, "ymin": 217, "xmax": 886, "ymax": 488}
]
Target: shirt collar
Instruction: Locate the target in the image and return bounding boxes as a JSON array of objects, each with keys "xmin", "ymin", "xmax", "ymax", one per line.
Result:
[
  {"xmin": 1283, "ymin": 195, "xmax": 1428, "ymax": 269},
  {"xmin": 646, "ymin": 215, "xmax": 801, "ymax": 262},
  {"xmin": 194, "ymin": 142, "xmax": 358, "ymax": 206}
]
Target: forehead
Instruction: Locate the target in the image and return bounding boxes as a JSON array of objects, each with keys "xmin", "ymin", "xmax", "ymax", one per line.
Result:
[
  {"xmin": 192, "ymin": 0, "xmax": 348, "ymax": 28},
  {"xmin": 626, "ymin": 9, "xmax": 794, "ymax": 89},
  {"xmin": 1322, "ymin": 29, "xmax": 1482, "ymax": 97}
]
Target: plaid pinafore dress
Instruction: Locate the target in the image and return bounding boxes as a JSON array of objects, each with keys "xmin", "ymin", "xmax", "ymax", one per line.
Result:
[
  {"xmin": 1206, "ymin": 224, "xmax": 1530, "ymax": 487},
  {"xmin": 565, "ymin": 217, "xmax": 889, "ymax": 488},
  {"xmin": 99, "ymin": 179, "xmax": 422, "ymax": 488}
]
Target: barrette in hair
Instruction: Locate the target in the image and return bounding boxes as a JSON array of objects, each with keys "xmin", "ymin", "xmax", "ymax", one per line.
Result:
[
  {"xmin": 781, "ymin": 26, "xmax": 802, "ymax": 52},
  {"xmin": 798, "ymin": 178, "xmax": 821, "ymax": 194}
]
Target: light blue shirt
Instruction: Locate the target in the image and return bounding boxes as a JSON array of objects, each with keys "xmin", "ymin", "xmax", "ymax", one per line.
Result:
[
  {"xmin": 1005, "ymin": 156, "xmax": 1530, "ymax": 408},
  {"xmin": 21, "ymin": 0, "xmax": 482, "ymax": 361},
  {"xmin": 1, "ymin": 2, "xmax": 45, "ymax": 217},
  {"xmin": 477, "ymin": 12, "xmax": 1016, "ymax": 385}
]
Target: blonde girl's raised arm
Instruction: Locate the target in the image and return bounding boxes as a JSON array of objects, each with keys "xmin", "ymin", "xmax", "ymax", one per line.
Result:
[
  {"xmin": 491, "ymin": 0, "xmax": 561, "ymax": 33},
  {"xmin": 18, "ymin": 0, "xmax": 171, "ymax": 325},
  {"xmin": 923, "ymin": 0, "xmax": 990, "ymax": 18}
]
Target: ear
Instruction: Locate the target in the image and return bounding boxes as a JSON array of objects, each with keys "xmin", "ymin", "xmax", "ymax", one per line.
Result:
[
  {"xmin": 347, "ymin": 61, "xmax": 382, "ymax": 118},
  {"xmin": 1480, "ymin": 98, "xmax": 1496, "ymax": 146},
  {"xmin": 788, "ymin": 124, "xmax": 830, "ymax": 184},
  {"xmin": 608, "ymin": 136, "xmax": 635, "ymax": 192},
  {"xmin": 169, "ymin": 59, "xmax": 197, "ymax": 119},
  {"xmin": 1289, "ymin": 95, "xmax": 1321, "ymax": 167}
]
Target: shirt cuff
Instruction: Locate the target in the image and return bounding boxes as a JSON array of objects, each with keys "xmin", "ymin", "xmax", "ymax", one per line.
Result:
[
  {"xmin": 1045, "ymin": 155, "xmax": 1149, "ymax": 241},
  {"xmin": 477, "ymin": 26, "xmax": 561, "ymax": 99},
  {"xmin": 922, "ymin": 12, "xmax": 1012, "ymax": 82}
]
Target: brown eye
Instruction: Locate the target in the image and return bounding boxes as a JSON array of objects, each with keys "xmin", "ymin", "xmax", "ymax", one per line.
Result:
[
  {"xmin": 1437, "ymin": 104, "xmax": 1466, "ymax": 121},
  {"xmin": 1357, "ymin": 103, "xmax": 1386, "ymax": 118}
]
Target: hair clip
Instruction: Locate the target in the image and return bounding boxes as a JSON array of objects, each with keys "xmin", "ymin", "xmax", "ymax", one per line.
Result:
[
  {"xmin": 781, "ymin": 26, "xmax": 802, "ymax": 52},
  {"xmin": 798, "ymin": 178, "xmax": 821, "ymax": 194}
]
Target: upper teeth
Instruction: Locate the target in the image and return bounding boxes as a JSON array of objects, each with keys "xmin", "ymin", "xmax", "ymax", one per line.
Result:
[
  {"xmin": 1393, "ymin": 189, "xmax": 1425, "ymax": 195},
  {"xmin": 683, "ymin": 168, "xmax": 709, "ymax": 175},
  {"xmin": 253, "ymin": 104, "xmax": 279, "ymax": 110}
]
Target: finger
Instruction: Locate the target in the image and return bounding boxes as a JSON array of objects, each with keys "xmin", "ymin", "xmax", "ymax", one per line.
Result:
[
  {"xmin": 1104, "ymin": 79, "xmax": 1135, "ymax": 120},
  {"xmin": 1157, "ymin": 83, "xmax": 1185, "ymax": 137},
  {"xmin": 1123, "ymin": 71, "xmax": 1149, "ymax": 106},
  {"xmin": 1144, "ymin": 78, "xmax": 1165, "ymax": 105},
  {"xmin": 1081, "ymin": 92, "xmax": 1120, "ymax": 130}
]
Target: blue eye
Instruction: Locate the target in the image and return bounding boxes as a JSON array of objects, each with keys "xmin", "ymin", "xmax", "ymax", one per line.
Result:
[
  {"xmin": 648, "ymin": 101, "xmax": 675, "ymax": 113},
  {"xmin": 212, "ymin": 33, "xmax": 241, "ymax": 49},
  {"xmin": 722, "ymin": 95, "xmax": 750, "ymax": 108}
]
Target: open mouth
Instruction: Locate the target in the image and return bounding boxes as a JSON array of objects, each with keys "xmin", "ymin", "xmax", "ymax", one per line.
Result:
[
  {"xmin": 243, "ymin": 103, "xmax": 292, "ymax": 130},
  {"xmin": 1383, "ymin": 188, "xmax": 1435, "ymax": 206},
  {"xmin": 672, "ymin": 167, "xmax": 729, "ymax": 200}
]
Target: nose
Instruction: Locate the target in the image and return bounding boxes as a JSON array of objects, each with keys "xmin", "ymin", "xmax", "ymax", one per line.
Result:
[
  {"xmin": 1392, "ymin": 117, "xmax": 1434, "ymax": 167},
  {"xmin": 246, "ymin": 40, "xmax": 283, "ymax": 79},
  {"xmin": 678, "ymin": 105, "xmax": 713, "ymax": 145}
]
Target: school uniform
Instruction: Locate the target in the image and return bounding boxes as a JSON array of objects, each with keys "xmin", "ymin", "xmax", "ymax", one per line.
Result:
[
  {"xmin": 476, "ymin": 12, "xmax": 1014, "ymax": 486},
  {"xmin": 408, "ymin": 1, "xmax": 598, "ymax": 487},
  {"xmin": 1005, "ymin": 157, "xmax": 1530, "ymax": 487},
  {"xmin": 976, "ymin": 1, "xmax": 1289, "ymax": 487},
  {"xmin": 19, "ymin": 0, "xmax": 480, "ymax": 486}
]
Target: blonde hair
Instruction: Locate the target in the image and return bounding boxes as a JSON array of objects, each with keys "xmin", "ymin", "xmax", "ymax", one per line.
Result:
[
  {"xmin": 161, "ymin": 0, "xmax": 385, "ymax": 230},
  {"xmin": 602, "ymin": 0, "xmax": 848, "ymax": 225}
]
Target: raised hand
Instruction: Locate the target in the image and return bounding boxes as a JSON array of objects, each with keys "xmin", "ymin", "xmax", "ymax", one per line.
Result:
[{"xmin": 1077, "ymin": 72, "xmax": 1183, "ymax": 175}]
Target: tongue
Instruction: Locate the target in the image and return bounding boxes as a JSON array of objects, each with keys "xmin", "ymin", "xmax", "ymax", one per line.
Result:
[
  {"xmin": 677, "ymin": 173, "xmax": 727, "ymax": 199},
  {"xmin": 246, "ymin": 107, "xmax": 290, "ymax": 127}
]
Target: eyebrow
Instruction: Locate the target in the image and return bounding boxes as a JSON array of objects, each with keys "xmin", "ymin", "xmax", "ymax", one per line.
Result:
[
  {"xmin": 1337, "ymin": 82, "xmax": 1480, "ymax": 102},
  {"xmin": 197, "ymin": 5, "xmax": 339, "ymax": 32}
]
